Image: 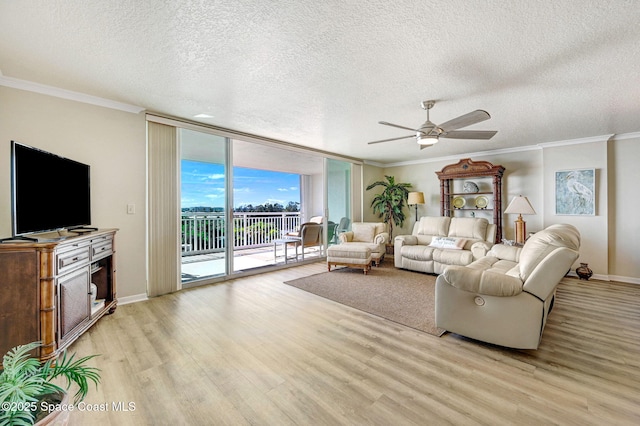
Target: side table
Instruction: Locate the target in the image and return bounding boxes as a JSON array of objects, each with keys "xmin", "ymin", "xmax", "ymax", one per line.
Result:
[{"xmin": 273, "ymin": 237, "xmax": 301, "ymax": 264}]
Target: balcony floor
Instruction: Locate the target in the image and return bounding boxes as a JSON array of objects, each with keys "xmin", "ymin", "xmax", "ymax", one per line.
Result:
[{"xmin": 181, "ymin": 245, "xmax": 325, "ymax": 282}]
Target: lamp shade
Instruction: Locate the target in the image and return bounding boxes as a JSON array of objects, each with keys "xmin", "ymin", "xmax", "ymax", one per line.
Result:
[
  {"xmin": 504, "ymin": 196, "xmax": 536, "ymax": 215},
  {"xmin": 408, "ymin": 192, "xmax": 425, "ymax": 205}
]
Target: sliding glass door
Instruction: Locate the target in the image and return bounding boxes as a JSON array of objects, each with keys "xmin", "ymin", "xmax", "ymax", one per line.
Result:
[
  {"xmin": 326, "ymin": 159, "xmax": 352, "ymax": 246},
  {"xmin": 180, "ymin": 129, "xmax": 228, "ymax": 282},
  {"xmin": 149, "ymin": 114, "xmax": 362, "ymax": 290}
]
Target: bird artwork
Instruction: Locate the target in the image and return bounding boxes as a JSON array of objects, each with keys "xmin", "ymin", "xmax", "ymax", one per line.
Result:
[{"xmin": 556, "ymin": 169, "xmax": 595, "ymax": 215}]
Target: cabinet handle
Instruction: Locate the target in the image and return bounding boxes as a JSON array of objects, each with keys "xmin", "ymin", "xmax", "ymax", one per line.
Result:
[{"xmin": 72, "ymin": 257, "xmax": 79, "ymax": 261}]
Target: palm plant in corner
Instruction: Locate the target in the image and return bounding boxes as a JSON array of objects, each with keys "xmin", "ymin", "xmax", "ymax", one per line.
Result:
[
  {"xmin": 366, "ymin": 175, "xmax": 412, "ymax": 239},
  {"xmin": 0, "ymin": 341, "xmax": 101, "ymax": 426}
]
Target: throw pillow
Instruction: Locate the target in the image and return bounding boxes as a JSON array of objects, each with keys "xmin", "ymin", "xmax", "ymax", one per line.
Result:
[{"xmin": 428, "ymin": 236, "xmax": 467, "ymax": 250}]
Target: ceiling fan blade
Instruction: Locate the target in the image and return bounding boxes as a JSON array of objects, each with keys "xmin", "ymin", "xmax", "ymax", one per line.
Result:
[
  {"xmin": 367, "ymin": 134, "xmax": 415, "ymax": 145},
  {"xmin": 378, "ymin": 121, "xmax": 417, "ymax": 132},
  {"xmin": 442, "ymin": 130, "xmax": 497, "ymax": 140},
  {"xmin": 438, "ymin": 110, "xmax": 491, "ymax": 132}
]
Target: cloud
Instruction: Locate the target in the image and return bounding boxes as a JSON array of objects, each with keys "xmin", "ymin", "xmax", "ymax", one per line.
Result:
[
  {"xmin": 205, "ymin": 173, "xmax": 225, "ymax": 181},
  {"xmin": 266, "ymin": 198, "xmax": 286, "ymax": 205}
]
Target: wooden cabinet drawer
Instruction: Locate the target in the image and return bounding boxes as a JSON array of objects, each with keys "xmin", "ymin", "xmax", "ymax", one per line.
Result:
[
  {"xmin": 92, "ymin": 240, "xmax": 113, "ymax": 260},
  {"xmin": 57, "ymin": 246, "xmax": 90, "ymax": 275}
]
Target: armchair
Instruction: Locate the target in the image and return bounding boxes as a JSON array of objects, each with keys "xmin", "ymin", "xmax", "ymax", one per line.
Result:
[{"xmin": 337, "ymin": 222, "xmax": 388, "ymax": 265}]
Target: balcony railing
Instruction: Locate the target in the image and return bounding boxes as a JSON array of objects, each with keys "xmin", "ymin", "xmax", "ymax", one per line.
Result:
[{"xmin": 181, "ymin": 211, "xmax": 301, "ymax": 255}]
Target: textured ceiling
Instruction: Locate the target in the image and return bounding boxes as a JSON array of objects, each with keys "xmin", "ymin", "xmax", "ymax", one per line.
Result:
[{"xmin": 1, "ymin": 1, "xmax": 640, "ymax": 164}]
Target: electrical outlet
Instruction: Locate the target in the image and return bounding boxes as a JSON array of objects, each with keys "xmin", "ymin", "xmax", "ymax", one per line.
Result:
[{"xmin": 127, "ymin": 203, "xmax": 135, "ymax": 214}]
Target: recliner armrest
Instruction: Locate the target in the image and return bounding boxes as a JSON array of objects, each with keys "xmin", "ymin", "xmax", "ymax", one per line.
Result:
[
  {"xmin": 394, "ymin": 235, "xmax": 417, "ymax": 246},
  {"xmin": 471, "ymin": 241, "xmax": 493, "ymax": 260},
  {"xmin": 487, "ymin": 244, "xmax": 522, "ymax": 262},
  {"xmin": 441, "ymin": 265, "xmax": 524, "ymax": 297}
]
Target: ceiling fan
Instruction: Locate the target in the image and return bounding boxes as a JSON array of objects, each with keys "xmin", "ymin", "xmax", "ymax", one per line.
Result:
[{"xmin": 367, "ymin": 100, "xmax": 497, "ymax": 149}]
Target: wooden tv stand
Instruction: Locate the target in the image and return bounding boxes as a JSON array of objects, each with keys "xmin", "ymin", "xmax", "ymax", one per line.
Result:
[{"xmin": 0, "ymin": 229, "xmax": 117, "ymax": 365}]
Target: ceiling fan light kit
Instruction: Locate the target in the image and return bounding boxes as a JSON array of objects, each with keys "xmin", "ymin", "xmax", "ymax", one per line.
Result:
[
  {"xmin": 417, "ymin": 133, "xmax": 438, "ymax": 145},
  {"xmin": 367, "ymin": 100, "xmax": 498, "ymax": 149}
]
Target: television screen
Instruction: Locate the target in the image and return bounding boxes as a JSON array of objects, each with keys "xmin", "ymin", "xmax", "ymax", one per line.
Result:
[{"xmin": 11, "ymin": 141, "xmax": 91, "ymax": 236}]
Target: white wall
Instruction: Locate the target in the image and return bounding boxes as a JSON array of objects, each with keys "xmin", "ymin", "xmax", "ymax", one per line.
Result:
[
  {"xmin": 0, "ymin": 86, "xmax": 147, "ymax": 298},
  {"xmin": 377, "ymin": 138, "xmax": 640, "ymax": 282},
  {"xmin": 609, "ymin": 136, "xmax": 640, "ymax": 280},
  {"xmin": 376, "ymin": 150, "xmax": 545, "ymax": 240},
  {"xmin": 542, "ymin": 140, "xmax": 609, "ymax": 278}
]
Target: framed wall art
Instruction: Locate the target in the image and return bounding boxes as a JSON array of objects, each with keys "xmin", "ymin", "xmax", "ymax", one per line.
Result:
[{"xmin": 555, "ymin": 168, "xmax": 595, "ymax": 215}]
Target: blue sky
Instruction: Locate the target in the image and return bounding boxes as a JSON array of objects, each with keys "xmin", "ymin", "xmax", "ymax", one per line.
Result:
[{"xmin": 181, "ymin": 160, "xmax": 300, "ymax": 208}]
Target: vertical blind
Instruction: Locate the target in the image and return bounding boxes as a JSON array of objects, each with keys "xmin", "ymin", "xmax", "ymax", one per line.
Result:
[{"xmin": 147, "ymin": 121, "xmax": 180, "ymax": 297}]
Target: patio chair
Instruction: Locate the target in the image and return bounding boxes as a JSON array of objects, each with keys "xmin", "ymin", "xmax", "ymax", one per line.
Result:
[
  {"xmin": 286, "ymin": 215, "xmax": 324, "ymax": 237},
  {"xmin": 336, "ymin": 217, "xmax": 350, "ymax": 234},
  {"xmin": 290, "ymin": 222, "xmax": 323, "ymax": 260},
  {"xmin": 327, "ymin": 221, "xmax": 337, "ymax": 245}
]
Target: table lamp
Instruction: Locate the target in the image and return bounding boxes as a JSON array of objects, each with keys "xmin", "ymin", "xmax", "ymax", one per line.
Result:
[
  {"xmin": 504, "ymin": 195, "xmax": 536, "ymax": 244},
  {"xmin": 407, "ymin": 192, "xmax": 425, "ymax": 222}
]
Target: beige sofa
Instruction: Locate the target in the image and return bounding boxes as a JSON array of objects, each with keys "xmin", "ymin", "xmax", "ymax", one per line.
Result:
[
  {"xmin": 337, "ymin": 222, "xmax": 388, "ymax": 265},
  {"xmin": 394, "ymin": 216, "xmax": 496, "ymax": 274},
  {"xmin": 435, "ymin": 223, "xmax": 580, "ymax": 349}
]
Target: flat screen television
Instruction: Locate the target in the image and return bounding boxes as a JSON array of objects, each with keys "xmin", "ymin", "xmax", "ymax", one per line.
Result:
[{"xmin": 11, "ymin": 141, "xmax": 91, "ymax": 237}]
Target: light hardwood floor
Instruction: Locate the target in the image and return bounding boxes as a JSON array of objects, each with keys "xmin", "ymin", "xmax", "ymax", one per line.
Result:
[{"xmin": 68, "ymin": 262, "xmax": 640, "ymax": 425}]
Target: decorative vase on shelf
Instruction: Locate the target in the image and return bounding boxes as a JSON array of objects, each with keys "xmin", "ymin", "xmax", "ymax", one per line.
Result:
[{"xmin": 576, "ymin": 263, "xmax": 593, "ymax": 280}]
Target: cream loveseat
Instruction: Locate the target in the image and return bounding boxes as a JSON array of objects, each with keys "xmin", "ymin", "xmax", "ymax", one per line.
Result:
[
  {"xmin": 435, "ymin": 224, "xmax": 580, "ymax": 349},
  {"xmin": 337, "ymin": 222, "xmax": 388, "ymax": 265},
  {"xmin": 394, "ymin": 216, "xmax": 496, "ymax": 274}
]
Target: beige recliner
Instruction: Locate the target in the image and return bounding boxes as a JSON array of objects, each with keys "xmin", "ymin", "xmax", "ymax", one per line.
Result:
[
  {"xmin": 435, "ymin": 223, "xmax": 580, "ymax": 349},
  {"xmin": 337, "ymin": 222, "xmax": 388, "ymax": 265}
]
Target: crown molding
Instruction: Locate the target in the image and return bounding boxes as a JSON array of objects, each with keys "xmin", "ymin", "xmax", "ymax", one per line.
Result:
[
  {"xmin": 611, "ymin": 131, "xmax": 640, "ymax": 141},
  {"xmin": 0, "ymin": 71, "xmax": 145, "ymax": 114},
  {"xmin": 536, "ymin": 133, "xmax": 614, "ymax": 148},
  {"xmin": 374, "ymin": 144, "xmax": 541, "ymax": 168},
  {"xmin": 368, "ymin": 131, "xmax": 640, "ymax": 168}
]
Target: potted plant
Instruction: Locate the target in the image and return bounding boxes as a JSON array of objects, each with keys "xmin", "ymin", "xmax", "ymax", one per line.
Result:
[
  {"xmin": 366, "ymin": 175, "xmax": 412, "ymax": 243},
  {"xmin": 0, "ymin": 341, "xmax": 101, "ymax": 425}
]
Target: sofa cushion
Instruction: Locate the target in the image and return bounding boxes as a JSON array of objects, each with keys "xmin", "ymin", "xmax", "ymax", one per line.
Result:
[
  {"xmin": 400, "ymin": 244, "xmax": 474, "ymax": 266},
  {"xmin": 417, "ymin": 216, "xmax": 451, "ymax": 236},
  {"xmin": 401, "ymin": 245, "xmax": 435, "ymax": 261},
  {"xmin": 448, "ymin": 217, "xmax": 489, "ymax": 240},
  {"xmin": 433, "ymin": 248, "xmax": 474, "ymax": 266},
  {"xmin": 428, "ymin": 236, "xmax": 467, "ymax": 250}
]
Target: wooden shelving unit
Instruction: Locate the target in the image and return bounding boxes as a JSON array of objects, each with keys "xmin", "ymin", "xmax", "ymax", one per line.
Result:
[{"xmin": 436, "ymin": 158, "xmax": 505, "ymax": 243}]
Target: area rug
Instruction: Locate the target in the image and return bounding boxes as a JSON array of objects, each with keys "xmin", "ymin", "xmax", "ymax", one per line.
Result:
[{"xmin": 284, "ymin": 260, "xmax": 445, "ymax": 337}]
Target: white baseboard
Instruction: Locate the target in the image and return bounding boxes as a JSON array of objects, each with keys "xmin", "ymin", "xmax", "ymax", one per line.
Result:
[
  {"xmin": 609, "ymin": 275, "xmax": 640, "ymax": 285},
  {"xmin": 118, "ymin": 293, "xmax": 148, "ymax": 305},
  {"xmin": 567, "ymin": 271, "xmax": 640, "ymax": 285}
]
